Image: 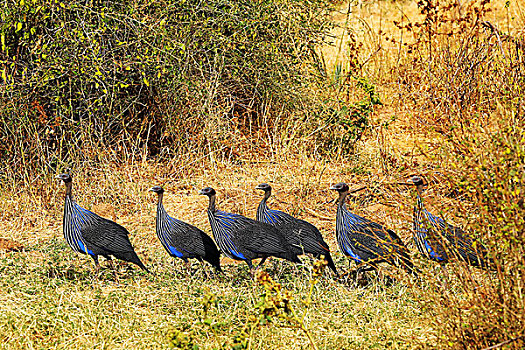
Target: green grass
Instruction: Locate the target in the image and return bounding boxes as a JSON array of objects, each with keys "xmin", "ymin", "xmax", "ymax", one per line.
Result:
[{"xmin": 0, "ymin": 236, "xmax": 434, "ymax": 349}]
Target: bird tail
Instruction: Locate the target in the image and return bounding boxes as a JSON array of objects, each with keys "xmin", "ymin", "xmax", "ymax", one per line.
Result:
[
  {"xmin": 203, "ymin": 251, "xmax": 223, "ymax": 273},
  {"xmin": 136, "ymin": 260, "xmax": 150, "ymax": 273},
  {"xmin": 285, "ymin": 252, "xmax": 302, "ymax": 264},
  {"xmin": 399, "ymin": 255, "xmax": 419, "ymax": 277},
  {"xmin": 323, "ymin": 252, "xmax": 339, "ymax": 276},
  {"xmin": 119, "ymin": 251, "xmax": 150, "ymax": 273},
  {"xmin": 470, "ymin": 255, "xmax": 496, "ymax": 271},
  {"xmin": 210, "ymin": 258, "xmax": 223, "ymax": 273},
  {"xmin": 485, "ymin": 257, "xmax": 496, "ymax": 271}
]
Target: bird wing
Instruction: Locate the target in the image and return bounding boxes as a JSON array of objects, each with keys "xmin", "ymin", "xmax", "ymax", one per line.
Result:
[
  {"xmin": 258, "ymin": 203, "xmax": 329, "ymax": 255},
  {"xmin": 238, "ymin": 223, "xmax": 290, "ymax": 256},
  {"xmin": 341, "ymin": 210, "xmax": 409, "ymax": 261},
  {"xmin": 428, "ymin": 212, "xmax": 489, "ymax": 265},
  {"xmin": 216, "ymin": 210, "xmax": 289, "ymax": 256},
  {"xmin": 277, "ymin": 219, "xmax": 330, "ymax": 254},
  {"xmin": 76, "ymin": 207, "xmax": 135, "ymax": 255},
  {"xmin": 161, "ymin": 215, "xmax": 207, "ymax": 257},
  {"xmin": 199, "ymin": 230, "xmax": 220, "ymax": 256}
]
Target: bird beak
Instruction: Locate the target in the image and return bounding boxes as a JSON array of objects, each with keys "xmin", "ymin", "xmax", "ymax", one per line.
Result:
[
  {"xmin": 198, "ymin": 189, "xmax": 205, "ymax": 195},
  {"xmin": 329, "ymin": 185, "xmax": 338, "ymax": 190},
  {"xmin": 400, "ymin": 176, "xmax": 418, "ymax": 185},
  {"xmin": 56, "ymin": 175, "xmax": 62, "ymax": 180},
  {"xmin": 255, "ymin": 185, "xmax": 263, "ymax": 190},
  {"xmin": 147, "ymin": 187, "xmax": 156, "ymax": 192}
]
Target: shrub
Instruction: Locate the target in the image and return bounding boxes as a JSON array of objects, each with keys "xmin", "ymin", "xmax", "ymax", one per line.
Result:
[
  {"xmin": 0, "ymin": 0, "xmax": 334, "ymax": 184},
  {"xmin": 387, "ymin": 0, "xmax": 525, "ymax": 348}
]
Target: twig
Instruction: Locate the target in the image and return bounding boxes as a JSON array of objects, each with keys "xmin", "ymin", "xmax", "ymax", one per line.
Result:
[
  {"xmin": 481, "ymin": 336, "xmax": 523, "ymax": 350},
  {"xmin": 304, "ymin": 207, "xmax": 333, "ymax": 221}
]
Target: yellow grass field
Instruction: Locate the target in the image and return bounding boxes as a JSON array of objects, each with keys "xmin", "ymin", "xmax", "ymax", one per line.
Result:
[{"xmin": 0, "ymin": 0, "xmax": 523, "ymax": 349}]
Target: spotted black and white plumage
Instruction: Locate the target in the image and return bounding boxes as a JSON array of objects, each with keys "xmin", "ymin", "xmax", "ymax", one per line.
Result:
[
  {"xmin": 330, "ymin": 182, "xmax": 415, "ymax": 273},
  {"xmin": 57, "ymin": 173, "xmax": 148, "ymax": 272},
  {"xmin": 255, "ymin": 183, "xmax": 338, "ymax": 274},
  {"xmin": 149, "ymin": 186, "xmax": 222, "ymax": 272},
  {"xmin": 408, "ymin": 175, "xmax": 492, "ymax": 269},
  {"xmin": 199, "ymin": 187, "xmax": 301, "ymax": 269}
]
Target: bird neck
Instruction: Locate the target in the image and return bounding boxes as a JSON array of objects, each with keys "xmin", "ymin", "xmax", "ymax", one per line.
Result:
[
  {"xmin": 415, "ymin": 184, "xmax": 424, "ymax": 207},
  {"xmin": 208, "ymin": 194, "xmax": 217, "ymax": 213},
  {"xmin": 257, "ymin": 196, "xmax": 269, "ymax": 221},
  {"xmin": 157, "ymin": 192, "xmax": 165, "ymax": 211},
  {"xmin": 337, "ymin": 192, "xmax": 348, "ymax": 209},
  {"xmin": 415, "ymin": 184, "xmax": 424, "ymax": 196},
  {"xmin": 263, "ymin": 190, "xmax": 271, "ymax": 201},
  {"xmin": 64, "ymin": 182, "xmax": 72, "ymax": 197}
]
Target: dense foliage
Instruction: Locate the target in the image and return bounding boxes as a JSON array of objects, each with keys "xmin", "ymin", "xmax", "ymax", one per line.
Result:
[
  {"xmin": 0, "ymin": 0, "xmax": 334, "ymax": 182},
  {"xmin": 390, "ymin": 0, "xmax": 525, "ymax": 347}
]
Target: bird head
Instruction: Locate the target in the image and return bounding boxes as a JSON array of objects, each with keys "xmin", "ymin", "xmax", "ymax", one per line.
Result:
[
  {"xmin": 255, "ymin": 183, "xmax": 271, "ymax": 192},
  {"xmin": 199, "ymin": 187, "xmax": 216, "ymax": 197},
  {"xmin": 56, "ymin": 173, "xmax": 72, "ymax": 183},
  {"xmin": 148, "ymin": 185, "xmax": 164, "ymax": 194},
  {"xmin": 405, "ymin": 175, "xmax": 425, "ymax": 186},
  {"xmin": 329, "ymin": 182, "xmax": 349, "ymax": 193}
]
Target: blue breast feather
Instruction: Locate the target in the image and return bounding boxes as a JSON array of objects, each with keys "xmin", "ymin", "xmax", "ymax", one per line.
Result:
[
  {"xmin": 214, "ymin": 211, "xmax": 247, "ymax": 260},
  {"xmin": 264, "ymin": 210, "xmax": 279, "ymax": 225},
  {"xmin": 415, "ymin": 209, "xmax": 446, "ymax": 261},
  {"xmin": 264, "ymin": 209, "xmax": 289, "ymax": 225},
  {"xmin": 70, "ymin": 203, "xmax": 96, "ymax": 256},
  {"xmin": 339, "ymin": 210, "xmax": 365, "ymax": 262},
  {"xmin": 158, "ymin": 214, "xmax": 190, "ymax": 258}
]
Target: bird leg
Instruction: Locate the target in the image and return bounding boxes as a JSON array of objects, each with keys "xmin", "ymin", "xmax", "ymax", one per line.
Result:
[
  {"xmin": 199, "ymin": 260, "xmax": 210, "ymax": 279},
  {"xmin": 356, "ymin": 266, "xmax": 369, "ymax": 287},
  {"xmin": 376, "ymin": 267, "xmax": 385, "ymax": 285},
  {"xmin": 185, "ymin": 260, "xmax": 192, "ymax": 275},
  {"xmin": 336, "ymin": 260, "xmax": 358, "ymax": 282},
  {"xmin": 92, "ymin": 256, "xmax": 101, "ymax": 280},
  {"xmin": 94, "ymin": 262, "xmax": 101, "ymax": 279},
  {"xmin": 107, "ymin": 258, "xmax": 119, "ymax": 282},
  {"xmin": 246, "ymin": 260, "xmax": 257, "ymax": 279}
]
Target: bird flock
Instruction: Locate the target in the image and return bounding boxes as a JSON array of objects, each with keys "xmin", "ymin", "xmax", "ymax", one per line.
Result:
[{"xmin": 56, "ymin": 173, "xmax": 493, "ymax": 280}]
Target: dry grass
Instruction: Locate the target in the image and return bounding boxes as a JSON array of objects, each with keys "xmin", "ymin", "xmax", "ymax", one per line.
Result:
[
  {"xmin": 0, "ymin": 142, "xmax": 492, "ymax": 349},
  {"xmin": 0, "ymin": 158, "xmax": 435, "ymax": 350}
]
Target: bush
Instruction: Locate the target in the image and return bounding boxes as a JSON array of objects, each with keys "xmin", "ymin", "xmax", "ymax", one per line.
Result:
[
  {"xmin": 387, "ymin": 0, "xmax": 525, "ymax": 348},
  {"xmin": 414, "ymin": 117, "xmax": 525, "ymax": 349},
  {"xmin": 0, "ymin": 0, "xmax": 334, "ymax": 184}
]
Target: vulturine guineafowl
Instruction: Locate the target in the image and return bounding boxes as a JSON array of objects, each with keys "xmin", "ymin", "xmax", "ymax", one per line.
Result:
[
  {"xmin": 330, "ymin": 182, "xmax": 415, "ymax": 274},
  {"xmin": 149, "ymin": 186, "xmax": 222, "ymax": 273},
  {"xmin": 57, "ymin": 173, "xmax": 149, "ymax": 274},
  {"xmin": 255, "ymin": 183, "xmax": 338, "ymax": 275},
  {"xmin": 198, "ymin": 187, "xmax": 301, "ymax": 270},
  {"xmin": 405, "ymin": 175, "xmax": 492, "ymax": 269}
]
